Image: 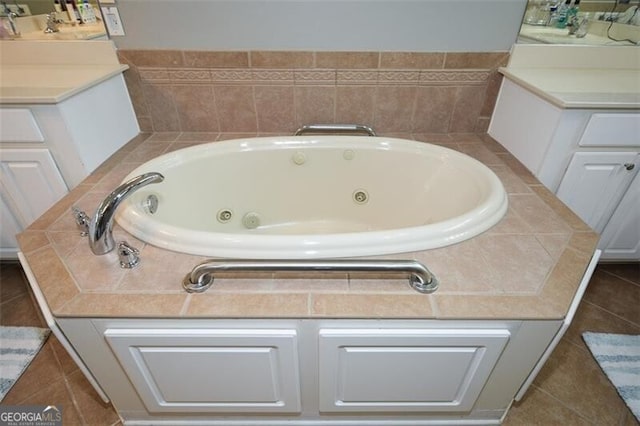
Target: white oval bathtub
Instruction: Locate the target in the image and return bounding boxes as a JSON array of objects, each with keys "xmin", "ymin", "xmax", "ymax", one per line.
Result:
[{"xmin": 115, "ymin": 136, "xmax": 508, "ymax": 259}]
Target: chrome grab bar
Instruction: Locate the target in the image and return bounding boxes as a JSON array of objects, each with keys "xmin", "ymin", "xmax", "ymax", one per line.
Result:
[
  {"xmin": 182, "ymin": 259, "xmax": 438, "ymax": 294},
  {"xmin": 294, "ymin": 124, "xmax": 377, "ymax": 137}
]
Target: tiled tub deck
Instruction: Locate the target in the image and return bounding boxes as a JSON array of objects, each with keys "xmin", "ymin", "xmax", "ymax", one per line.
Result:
[{"xmin": 17, "ymin": 131, "xmax": 598, "ymax": 320}]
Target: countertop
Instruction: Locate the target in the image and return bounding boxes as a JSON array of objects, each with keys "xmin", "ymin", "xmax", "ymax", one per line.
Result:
[
  {"xmin": 0, "ymin": 40, "xmax": 127, "ymax": 104},
  {"xmin": 499, "ymin": 67, "xmax": 640, "ymax": 108},
  {"xmin": 499, "ymin": 44, "xmax": 640, "ymax": 109},
  {"xmin": 17, "ymin": 132, "xmax": 599, "ymax": 321}
]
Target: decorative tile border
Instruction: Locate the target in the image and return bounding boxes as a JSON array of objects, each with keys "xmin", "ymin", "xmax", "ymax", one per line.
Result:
[
  {"xmin": 139, "ymin": 67, "xmax": 491, "ymax": 86},
  {"xmin": 420, "ymin": 70, "xmax": 491, "ymax": 85}
]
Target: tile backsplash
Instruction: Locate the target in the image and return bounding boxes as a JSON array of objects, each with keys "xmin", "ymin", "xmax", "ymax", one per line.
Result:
[{"xmin": 118, "ymin": 50, "xmax": 508, "ymax": 134}]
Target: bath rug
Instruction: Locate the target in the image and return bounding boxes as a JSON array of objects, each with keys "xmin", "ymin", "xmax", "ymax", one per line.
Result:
[
  {"xmin": 582, "ymin": 332, "xmax": 640, "ymax": 421},
  {"xmin": 0, "ymin": 326, "xmax": 50, "ymax": 401}
]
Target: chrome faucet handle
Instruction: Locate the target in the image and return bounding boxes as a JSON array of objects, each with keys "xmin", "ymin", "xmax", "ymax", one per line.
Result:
[
  {"xmin": 71, "ymin": 206, "xmax": 89, "ymax": 237},
  {"xmin": 117, "ymin": 241, "xmax": 140, "ymax": 269}
]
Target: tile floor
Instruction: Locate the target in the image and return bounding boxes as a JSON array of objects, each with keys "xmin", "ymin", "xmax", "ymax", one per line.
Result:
[{"xmin": 0, "ymin": 260, "xmax": 638, "ymax": 425}]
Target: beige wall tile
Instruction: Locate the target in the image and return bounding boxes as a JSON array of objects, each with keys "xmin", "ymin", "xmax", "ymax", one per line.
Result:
[
  {"xmin": 173, "ymin": 85, "xmax": 220, "ymax": 132},
  {"xmin": 251, "ymin": 51, "xmax": 314, "ymax": 68},
  {"xmin": 444, "ymin": 52, "xmax": 509, "ymax": 69},
  {"xmin": 373, "ymin": 86, "xmax": 416, "ymax": 133},
  {"xmin": 214, "ymin": 86, "xmax": 258, "ymax": 132},
  {"xmin": 316, "ymin": 52, "xmax": 379, "ymax": 69},
  {"xmin": 449, "ymin": 85, "xmax": 487, "ymax": 133},
  {"xmin": 335, "ymin": 86, "xmax": 376, "ymax": 125},
  {"xmin": 413, "ymin": 86, "xmax": 457, "ymax": 133},
  {"xmin": 183, "ymin": 51, "xmax": 249, "ymax": 68},
  {"xmin": 481, "ymin": 70, "xmax": 503, "ymax": 116},
  {"xmin": 122, "ymin": 67, "xmax": 148, "ymax": 117},
  {"xmin": 380, "ymin": 52, "xmax": 445, "ymax": 69},
  {"xmin": 295, "ymin": 86, "xmax": 336, "ymax": 128},
  {"xmin": 142, "ymin": 83, "xmax": 180, "ymax": 132},
  {"xmin": 119, "ymin": 49, "xmax": 185, "ymax": 67},
  {"xmin": 177, "ymin": 132, "xmax": 219, "ymax": 142},
  {"xmin": 254, "ymin": 85, "xmax": 295, "ymax": 132}
]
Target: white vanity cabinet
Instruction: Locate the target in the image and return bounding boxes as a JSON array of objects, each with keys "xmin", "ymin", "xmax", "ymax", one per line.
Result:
[
  {"xmin": 0, "ymin": 148, "xmax": 68, "ymax": 257},
  {"xmin": 0, "ymin": 74, "xmax": 139, "ymax": 259},
  {"xmin": 56, "ymin": 318, "xmax": 562, "ymax": 425},
  {"xmin": 489, "ymin": 78, "xmax": 640, "ymax": 260}
]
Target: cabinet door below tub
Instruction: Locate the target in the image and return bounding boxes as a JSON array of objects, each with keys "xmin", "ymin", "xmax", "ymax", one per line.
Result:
[
  {"xmin": 318, "ymin": 328, "xmax": 510, "ymax": 413},
  {"xmin": 104, "ymin": 328, "xmax": 301, "ymax": 414}
]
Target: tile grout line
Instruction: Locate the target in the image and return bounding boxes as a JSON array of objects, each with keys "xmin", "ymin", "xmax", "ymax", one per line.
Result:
[
  {"xmin": 599, "ymin": 268, "xmax": 640, "ymax": 289},
  {"xmin": 530, "ymin": 384, "xmax": 598, "ymax": 425},
  {"xmin": 581, "ymin": 299, "xmax": 640, "ymax": 329}
]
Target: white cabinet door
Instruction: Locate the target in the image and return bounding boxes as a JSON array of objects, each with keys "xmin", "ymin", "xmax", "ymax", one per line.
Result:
[
  {"xmin": 556, "ymin": 152, "xmax": 639, "ymax": 233},
  {"xmin": 318, "ymin": 328, "xmax": 510, "ymax": 413},
  {"xmin": 104, "ymin": 328, "xmax": 301, "ymax": 414},
  {"xmin": 0, "ymin": 189, "xmax": 24, "ymax": 258},
  {"xmin": 599, "ymin": 173, "xmax": 640, "ymax": 261},
  {"xmin": 0, "ymin": 148, "xmax": 68, "ymax": 224},
  {"xmin": 0, "ymin": 148, "xmax": 68, "ymax": 258}
]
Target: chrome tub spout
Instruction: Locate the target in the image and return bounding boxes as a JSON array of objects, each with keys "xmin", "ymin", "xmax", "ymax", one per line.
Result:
[{"xmin": 88, "ymin": 172, "xmax": 164, "ymax": 255}]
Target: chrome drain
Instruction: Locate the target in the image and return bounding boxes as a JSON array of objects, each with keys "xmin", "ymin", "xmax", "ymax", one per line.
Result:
[
  {"xmin": 217, "ymin": 209, "xmax": 233, "ymax": 223},
  {"xmin": 353, "ymin": 189, "xmax": 369, "ymax": 204}
]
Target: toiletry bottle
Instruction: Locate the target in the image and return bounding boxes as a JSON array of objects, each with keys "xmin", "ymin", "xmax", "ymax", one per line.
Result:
[
  {"xmin": 555, "ymin": 0, "xmax": 570, "ymax": 28},
  {"xmin": 53, "ymin": 0, "xmax": 62, "ymax": 14},
  {"xmin": 82, "ymin": 0, "xmax": 96, "ymax": 23}
]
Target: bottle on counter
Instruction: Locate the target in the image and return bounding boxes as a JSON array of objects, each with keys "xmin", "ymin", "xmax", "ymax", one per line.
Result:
[{"xmin": 555, "ymin": 0, "xmax": 571, "ymax": 28}]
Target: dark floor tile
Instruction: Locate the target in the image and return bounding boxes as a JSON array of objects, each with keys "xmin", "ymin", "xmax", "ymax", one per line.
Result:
[
  {"xmin": 534, "ymin": 340, "xmax": 626, "ymax": 425},
  {"xmin": 564, "ymin": 300, "xmax": 640, "ymax": 349},
  {"xmin": 503, "ymin": 385, "xmax": 589, "ymax": 425},
  {"xmin": 10, "ymin": 379, "xmax": 84, "ymax": 425},
  {"xmin": 0, "ymin": 292, "xmax": 45, "ymax": 327},
  {"xmin": 599, "ymin": 263, "xmax": 640, "ymax": 286},
  {"xmin": 2, "ymin": 340, "xmax": 64, "ymax": 404},
  {"xmin": 67, "ymin": 370, "xmax": 120, "ymax": 426},
  {"xmin": 583, "ymin": 270, "xmax": 640, "ymax": 326},
  {"xmin": 0, "ymin": 262, "xmax": 28, "ymax": 303}
]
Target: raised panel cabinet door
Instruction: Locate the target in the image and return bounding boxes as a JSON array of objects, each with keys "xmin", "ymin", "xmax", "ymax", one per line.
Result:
[
  {"xmin": 0, "ymin": 188, "xmax": 24, "ymax": 258},
  {"xmin": 318, "ymin": 328, "xmax": 510, "ymax": 413},
  {"xmin": 0, "ymin": 148, "xmax": 68, "ymax": 225},
  {"xmin": 556, "ymin": 152, "xmax": 639, "ymax": 233},
  {"xmin": 599, "ymin": 173, "xmax": 640, "ymax": 260},
  {"xmin": 104, "ymin": 328, "xmax": 301, "ymax": 414}
]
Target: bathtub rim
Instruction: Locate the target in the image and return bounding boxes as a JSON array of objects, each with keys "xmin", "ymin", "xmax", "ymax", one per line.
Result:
[{"xmin": 115, "ymin": 136, "xmax": 508, "ymax": 259}]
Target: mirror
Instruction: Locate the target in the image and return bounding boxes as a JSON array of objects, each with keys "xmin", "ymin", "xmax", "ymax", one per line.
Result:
[
  {"xmin": 0, "ymin": 0, "xmax": 107, "ymax": 40},
  {"xmin": 518, "ymin": 0, "xmax": 640, "ymax": 45}
]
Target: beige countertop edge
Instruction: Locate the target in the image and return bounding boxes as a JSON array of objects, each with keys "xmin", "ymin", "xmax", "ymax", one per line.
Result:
[
  {"xmin": 0, "ymin": 64, "xmax": 129, "ymax": 104},
  {"xmin": 499, "ymin": 67, "xmax": 640, "ymax": 109},
  {"xmin": 17, "ymin": 133, "xmax": 599, "ymax": 321}
]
